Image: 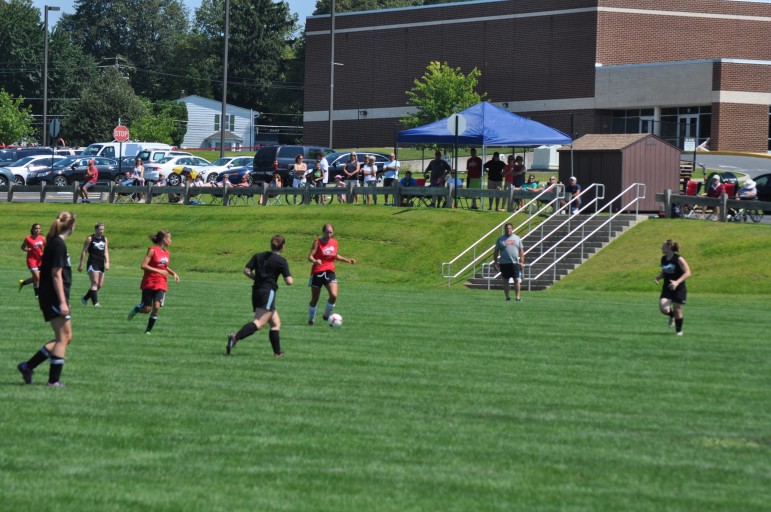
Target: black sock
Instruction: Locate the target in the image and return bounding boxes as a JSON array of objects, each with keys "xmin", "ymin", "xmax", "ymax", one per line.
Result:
[
  {"xmin": 91, "ymin": 290, "xmax": 99, "ymax": 305},
  {"xmin": 48, "ymin": 357, "xmax": 64, "ymax": 383},
  {"xmin": 23, "ymin": 277, "xmax": 33, "ymax": 286},
  {"xmin": 236, "ymin": 321, "xmax": 258, "ymax": 341},
  {"xmin": 83, "ymin": 289, "xmax": 93, "ymax": 302},
  {"xmin": 146, "ymin": 316, "xmax": 157, "ymax": 332},
  {"xmin": 668, "ymin": 310, "xmax": 674, "ymax": 318},
  {"xmin": 27, "ymin": 346, "xmax": 50, "ymax": 370},
  {"xmin": 33, "ymin": 286, "xmax": 39, "ymax": 297},
  {"xmin": 269, "ymin": 330, "xmax": 282, "ymax": 354},
  {"xmin": 675, "ymin": 318, "xmax": 684, "ymax": 332}
]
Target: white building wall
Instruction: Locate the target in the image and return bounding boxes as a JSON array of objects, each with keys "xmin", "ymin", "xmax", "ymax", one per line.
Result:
[{"xmin": 177, "ymin": 95, "xmax": 255, "ymax": 149}]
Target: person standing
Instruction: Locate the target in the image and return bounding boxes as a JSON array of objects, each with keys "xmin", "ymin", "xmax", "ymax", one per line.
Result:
[
  {"xmin": 425, "ymin": 150, "xmax": 451, "ymax": 187},
  {"xmin": 484, "ymin": 152, "xmax": 505, "ymax": 211},
  {"xmin": 361, "ymin": 155, "xmax": 378, "ymax": 205},
  {"xmin": 343, "ymin": 152, "xmax": 360, "ymax": 203},
  {"xmin": 79, "ymin": 159, "xmax": 98, "ymax": 203},
  {"xmin": 291, "ymin": 154, "xmax": 307, "ymax": 188},
  {"xmin": 466, "ymin": 147, "xmax": 483, "ymax": 209},
  {"xmin": 511, "ymin": 156, "xmax": 527, "ymax": 210},
  {"xmin": 17, "ymin": 211, "xmax": 76, "ymax": 387},
  {"xmin": 19, "ymin": 223, "xmax": 45, "ymax": 295},
  {"xmin": 127, "ymin": 231, "xmax": 180, "ymax": 335},
  {"xmin": 133, "ymin": 156, "xmax": 146, "ymax": 202},
  {"xmin": 493, "ymin": 223, "xmax": 525, "ymax": 302},
  {"xmin": 307, "ymin": 224, "xmax": 356, "ymax": 325},
  {"xmin": 382, "ymin": 152, "xmax": 400, "ymax": 205},
  {"xmin": 78, "ymin": 222, "xmax": 109, "ymax": 307},
  {"xmin": 316, "ymin": 150, "xmax": 330, "ymax": 186},
  {"xmin": 227, "ymin": 235, "xmax": 293, "ymax": 357},
  {"xmin": 655, "ymin": 239, "xmax": 691, "ymax": 336}
]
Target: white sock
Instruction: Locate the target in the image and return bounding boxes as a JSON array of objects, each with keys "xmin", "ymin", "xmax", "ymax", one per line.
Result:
[{"xmin": 324, "ymin": 302, "xmax": 335, "ymax": 318}]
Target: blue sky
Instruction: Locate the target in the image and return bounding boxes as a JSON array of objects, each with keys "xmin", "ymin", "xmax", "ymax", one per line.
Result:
[{"xmin": 32, "ymin": 0, "xmax": 316, "ymax": 27}]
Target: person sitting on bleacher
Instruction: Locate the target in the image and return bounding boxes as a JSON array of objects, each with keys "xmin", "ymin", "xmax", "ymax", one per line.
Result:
[{"xmin": 703, "ymin": 175, "xmax": 725, "ymax": 220}]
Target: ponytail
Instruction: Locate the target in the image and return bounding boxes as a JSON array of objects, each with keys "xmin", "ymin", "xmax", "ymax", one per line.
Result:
[
  {"xmin": 150, "ymin": 230, "xmax": 170, "ymax": 245},
  {"xmin": 664, "ymin": 239, "xmax": 680, "ymax": 253},
  {"xmin": 46, "ymin": 211, "xmax": 75, "ymax": 244}
]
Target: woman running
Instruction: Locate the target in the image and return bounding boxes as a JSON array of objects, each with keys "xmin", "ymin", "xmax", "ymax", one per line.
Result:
[
  {"xmin": 307, "ymin": 224, "xmax": 356, "ymax": 325},
  {"xmin": 227, "ymin": 235, "xmax": 293, "ymax": 357},
  {"xmin": 654, "ymin": 239, "xmax": 692, "ymax": 336},
  {"xmin": 17, "ymin": 211, "xmax": 76, "ymax": 387},
  {"xmin": 127, "ymin": 230, "xmax": 180, "ymax": 335},
  {"xmin": 19, "ymin": 223, "xmax": 45, "ymax": 296},
  {"xmin": 78, "ymin": 222, "xmax": 110, "ymax": 307}
]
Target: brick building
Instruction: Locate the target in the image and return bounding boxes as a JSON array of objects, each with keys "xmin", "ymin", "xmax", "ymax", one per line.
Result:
[{"xmin": 303, "ymin": 0, "xmax": 771, "ymax": 152}]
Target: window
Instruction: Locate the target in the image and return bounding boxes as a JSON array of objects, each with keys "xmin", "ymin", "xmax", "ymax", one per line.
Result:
[{"xmin": 214, "ymin": 114, "xmax": 236, "ymax": 132}]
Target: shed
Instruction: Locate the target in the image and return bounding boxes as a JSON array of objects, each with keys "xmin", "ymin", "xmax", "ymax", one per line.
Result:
[{"xmin": 558, "ymin": 134, "xmax": 681, "ymax": 213}]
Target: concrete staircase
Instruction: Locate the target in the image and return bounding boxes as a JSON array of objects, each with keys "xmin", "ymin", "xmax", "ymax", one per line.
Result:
[{"xmin": 464, "ymin": 214, "xmax": 647, "ymax": 291}]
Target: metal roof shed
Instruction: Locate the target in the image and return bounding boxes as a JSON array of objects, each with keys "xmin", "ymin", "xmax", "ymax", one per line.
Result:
[{"xmin": 558, "ymin": 134, "xmax": 681, "ymax": 213}]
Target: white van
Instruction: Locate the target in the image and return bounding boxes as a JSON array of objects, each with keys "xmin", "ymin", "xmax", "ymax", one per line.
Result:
[{"xmin": 81, "ymin": 142, "xmax": 173, "ymax": 160}]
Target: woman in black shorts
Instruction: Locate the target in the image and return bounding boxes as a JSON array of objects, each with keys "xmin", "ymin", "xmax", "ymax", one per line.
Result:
[
  {"xmin": 78, "ymin": 222, "xmax": 110, "ymax": 307},
  {"xmin": 654, "ymin": 239, "xmax": 692, "ymax": 336},
  {"xmin": 17, "ymin": 211, "xmax": 76, "ymax": 387},
  {"xmin": 227, "ymin": 235, "xmax": 293, "ymax": 357}
]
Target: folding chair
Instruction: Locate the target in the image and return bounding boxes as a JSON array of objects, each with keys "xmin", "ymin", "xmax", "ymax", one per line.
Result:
[
  {"xmin": 414, "ymin": 179, "xmax": 432, "ymax": 207},
  {"xmin": 114, "ymin": 183, "xmax": 139, "ymax": 204},
  {"xmin": 229, "ymin": 187, "xmax": 256, "ymax": 206},
  {"xmin": 682, "ymin": 180, "xmax": 702, "ymax": 218}
]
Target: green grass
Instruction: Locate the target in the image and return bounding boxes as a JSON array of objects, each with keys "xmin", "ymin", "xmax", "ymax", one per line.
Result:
[{"xmin": 1, "ymin": 204, "xmax": 769, "ymax": 511}]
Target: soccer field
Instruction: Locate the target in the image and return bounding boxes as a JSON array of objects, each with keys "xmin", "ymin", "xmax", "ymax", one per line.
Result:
[{"xmin": 1, "ymin": 205, "xmax": 769, "ymax": 511}]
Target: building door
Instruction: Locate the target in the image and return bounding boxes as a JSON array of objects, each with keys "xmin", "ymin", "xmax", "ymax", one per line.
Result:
[
  {"xmin": 640, "ymin": 117, "xmax": 654, "ymax": 134},
  {"xmin": 677, "ymin": 115, "xmax": 699, "ymax": 148}
]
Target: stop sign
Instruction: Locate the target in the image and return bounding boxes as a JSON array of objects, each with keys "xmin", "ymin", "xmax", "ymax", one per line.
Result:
[{"xmin": 113, "ymin": 125, "xmax": 130, "ymax": 142}]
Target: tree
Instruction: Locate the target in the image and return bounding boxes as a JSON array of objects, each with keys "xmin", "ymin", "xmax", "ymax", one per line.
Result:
[
  {"xmin": 59, "ymin": 67, "xmax": 148, "ymax": 146},
  {"xmin": 0, "ymin": 0, "xmax": 43, "ymax": 102},
  {"xmin": 0, "ymin": 89, "xmax": 35, "ymax": 145},
  {"xmin": 401, "ymin": 61, "xmax": 486, "ymax": 129},
  {"xmin": 130, "ymin": 99, "xmax": 188, "ymax": 146},
  {"xmin": 59, "ymin": 0, "xmax": 190, "ymax": 99}
]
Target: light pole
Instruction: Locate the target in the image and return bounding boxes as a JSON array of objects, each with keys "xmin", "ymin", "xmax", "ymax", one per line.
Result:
[
  {"xmin": 42, "ymin": 5, "xmax": 59, "ymax": 147},
  {"xmin": 219, "ymin": 0, "xmax": 229, "ymax": 158}
]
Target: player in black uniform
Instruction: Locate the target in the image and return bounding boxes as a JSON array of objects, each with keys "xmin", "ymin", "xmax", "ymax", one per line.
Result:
[
  {"xmin": 17, "ymin": 211, "xmax": 76, "ymax": 387},
  {"xmin": 78, "ymin": 222, "xmax": 110, "ymax": 307},
  {"xmin": 654, "ymin": 239, "xmax": 692, "ymax": 336},
  {"xmin": 227, "ymin": 235, "xmax": 293, "ymax": 357}
]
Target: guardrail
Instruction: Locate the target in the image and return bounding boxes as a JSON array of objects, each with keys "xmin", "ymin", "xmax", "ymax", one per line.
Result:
[{"xmin": 656, "ymin": 189, "xmax": 771, "ymax": 221}]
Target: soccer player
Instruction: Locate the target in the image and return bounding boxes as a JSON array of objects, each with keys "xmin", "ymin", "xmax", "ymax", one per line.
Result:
[
  {"xmin": 307, "ymin": 224, "xmax": 356, "ymax": 325},
  {"xmin": 227, "ymin": 235, "xmax": 293, "ymax": 357},
  {"xmin": 493, "ymin": 223, "xmax": 525, "ymax": 302},
  {"xmin": 654, "ymin": 239, "xmax": 692, "ymax": 336},
  {"xmin": 127, "ymin": 230, "xmax": 180, "ymax": 334},
  {"xmin": 19, "ymin": 223, "xmax": 45, "ymax": 296},
  {"xmin": 78, "ymin": 222, "xmax": 110, "ymax": 307},
  {"xmin": 17, "ymin": 211, "xmax": 76, "ymax": 387}
]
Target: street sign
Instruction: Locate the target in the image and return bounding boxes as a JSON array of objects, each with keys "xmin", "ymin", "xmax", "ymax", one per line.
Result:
[
  {"xmin": 683, "ymin": 137, "xmax": 696, "ymax": 152},
  {"xmin": 446, "ymin": 114, "xmax": 467, "ymax": 135},
  {"xmin": 113, "ymin": 125, "xmax": 130, "ymax": 143},
  {"xmin": 49, "ymin": 119, "xmax": 61, "ymax": 140}
]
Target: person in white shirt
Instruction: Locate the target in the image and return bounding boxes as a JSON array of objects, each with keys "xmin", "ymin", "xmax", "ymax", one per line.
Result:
[
  {"xmin": 382, "ymin": 152, "xmax": 400, "ymax": 205},
  {"xmin": 361, "ymin": 155, "xmax": 378, "ymax": 205},
  {"xmin": 316, "ymin": 151, "xmax": 330, "ymax": 186}
]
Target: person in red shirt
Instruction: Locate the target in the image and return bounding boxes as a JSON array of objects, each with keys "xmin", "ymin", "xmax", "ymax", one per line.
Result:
[
  {"xmin": 307, "ymin": 224, "xmax": 356, "ymax": 325},
  {"xmin": 19, "ymin": 223, "xmax": 46, "ymax": 295},
  {"xmin": 79, "ymin": 159, "xmax": 99, "ymax": 203},
  {"xmin": 127, "ymin": 230, "xmax": 180, "ymax": 334},
  {"xmin": 466, "ymin": 147, "xmax": 483, "ymax": 209},
  {"xmin": 703, "ymin": 175, "xmax": 726, "ymax": 220}
]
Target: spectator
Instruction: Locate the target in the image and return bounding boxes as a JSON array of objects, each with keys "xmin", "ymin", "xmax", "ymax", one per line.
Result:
[
  {"xmin": 316, "ymin": 151, "xmax": 330, "ymax": 186},
  {"xmin": 511, "ymin": 156, "xmax": 527, "ymax": 209},
  {"xmin": 291, "ymin": 154, "xmax": 307, "ymax": 188},
  {"xmin": 493, "ymin": 223, "xmax": 525, "ymax": 302},
  {"xmin": 269, "ymin": 172, "xmax": 282, "ymax": 188},
  {"xmin": 399, "ymin": 170, "xmax": 418, "ymax": 206},
  {"xmin": 466, "ymin": 147, "xmax": 483, "ymax": 209},
  {"xmin": 382, "ymin": 152, "xmax": 400, "ymax": 205},
  {"xmin": 522, "ymin": 174, "xmax": 539, "ymax": 191},
  {"xmin": 308, "ymin": 161, "xmax": 324, "ymax": 203},
  {"xmin": 704, "ymin": 175, "xmax": 725, "ymax": 220},
  {"xmin": 333, "ymin": 175, "xmax": 347, "ymax": 203},
  {"xmin": 446, "ymin": 170, "xmax": 464, "ymax": 208},
  {"xmin": 217, "ymin": 174, "xmax": 232, "ymax": 187},
  {"xmin": 238, "ymin": 174, "xmax": 251, "ymax": 187},
  {"xmin": 343, "ymin": 152, "xmax": 360, "ymax": 203},
  {"xmin": 502, "ymin": 155, "xmax": 516, "ymax": 210},
  {"xmin": 425, "ymin": 150, "xmax": 451, "ymax": 187},
  {"xmin": 156, "ymin": 173, "xmax": 167, "ymax": 186},
  {"xmin": 361, "ymin": 155, "xmax": 378, "ymax": 205},
  {"xmin": 79, "ymin": 160, "xmax": 98, "ymax": 204},
  {"xmin": 561, "ymin": 176, "xmax": 582, "ymax": 215},
  {"xmin": 738, "ymin": 179, "xmax": 757, "ymax": 200},
  {"xmin": 484, "ymin": 151, "xmax": 505, "ymax": 211},
  {"xmin": 134, "ymin": 157, "xmax": 146, "ymax": 186}
]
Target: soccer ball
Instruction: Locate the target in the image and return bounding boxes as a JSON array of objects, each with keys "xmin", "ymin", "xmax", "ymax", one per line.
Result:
[{"xmin": 328, "ymin": 313, "xmax": 343, "ymax": 328}]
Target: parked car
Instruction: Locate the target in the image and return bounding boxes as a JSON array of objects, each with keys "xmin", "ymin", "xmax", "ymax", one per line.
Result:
[
  {"xmin": 216, "ymin": 163, "xmax": 254, "ymax": 186},
  {"xmin": 208, "ymin": 156, "xmax": 254, "ymax": 175},
  {"xmin": 26, "ymin": 156, "xmax": 123, "ymax": 186},
  {"xmin": 753, "ymin": 173, "xmax": 771, "ymax": 203},
  {"xmin": 144, "ymin": 156, "xmax": 213, "ymax": 184},
  {"xmin": 0, "ymin": 167, "xmax": 13, "ymax": 188},
  {"xmin": 251, "ymin": 145, "xmax": 333, "ymax": 185},
  {"xmin": 325, "ymin": 151, "xmax": 390, "ymax": 179},
  {"xmin": 3, "ymin": 155, "xmax": 67, "ymax": 185}
]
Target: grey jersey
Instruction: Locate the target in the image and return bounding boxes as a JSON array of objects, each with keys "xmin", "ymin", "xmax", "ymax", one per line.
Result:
[{"xmin": 496, "ymin": 234, "xmax": 523, "ymax": 264}]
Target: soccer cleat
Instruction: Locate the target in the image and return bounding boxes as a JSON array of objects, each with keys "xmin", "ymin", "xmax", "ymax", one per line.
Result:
[
  {"xmin": 17, "ymin": 362, "xmax": 33, "ymax": 384},
  {"xmin": 93, "ymin": 303, "xmax": 101, "ymax": 307},
  {"xmin": 226, "ymin": 332, "xmax": 235, "ymax": 355},
  {"xmin": 668, "ymin": 316, "xmax": 675, "ymax": 328},
  {"xmin": 81, "ymin": 296, "xmax": 88, "ymax": 306},
  {"xmin": 47, "ymin": 381, "xmax": 65, "ymax": 387},
  {"xmin": 145, "ymin": 331, "xmax": 151, "ymax": 336},
  {"xmin": 516, "ymin": 297, "xmax": 522, "ymax": 302},
  {"xmin": 308, "ymin": 320, "xmax": 314, "ymax": 326},
  {"xmin": 322, "ymin": 315, "xmax": 329, "ymax": 321},
  {"xmin": 274, "ymin": 352, "xmax": 284, "ymax": 358},
  {"xmin": 127, "ymin": 306, "xmax": 137, "ymax": 321},
  {"xmin": 676, "ymin": 331, "xmax": 683, "ymax": 336},
  {"xmin": 18, "ymin": 279, "xmax": 24, "ymax": 292}
]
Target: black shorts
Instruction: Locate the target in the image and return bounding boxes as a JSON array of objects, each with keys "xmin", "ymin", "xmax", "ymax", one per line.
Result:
[
  {"xmin": 252, "ymin": 287, "xmax": 277, "ymax": 311},
  {"xmin": 499, "ymin": 263, "xmax": 522, "ymax": 281},
  {"xmin": 660, "ymin": 284, "xmax": 687, "ymax": 305},
  {"xmin": 309, "ymin": 271, "xmax": 337, "ymax": 288},
  {"xmin": 39, "ymin": 288, "xmax": 70, "ymax": 322},
  {"xmin": 87, "ymin": 260, "xmax": 105, "ymax": 273},
  {"xmin": 141, "ymin": 288, "xmax": 166, "ymax": 307}
]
